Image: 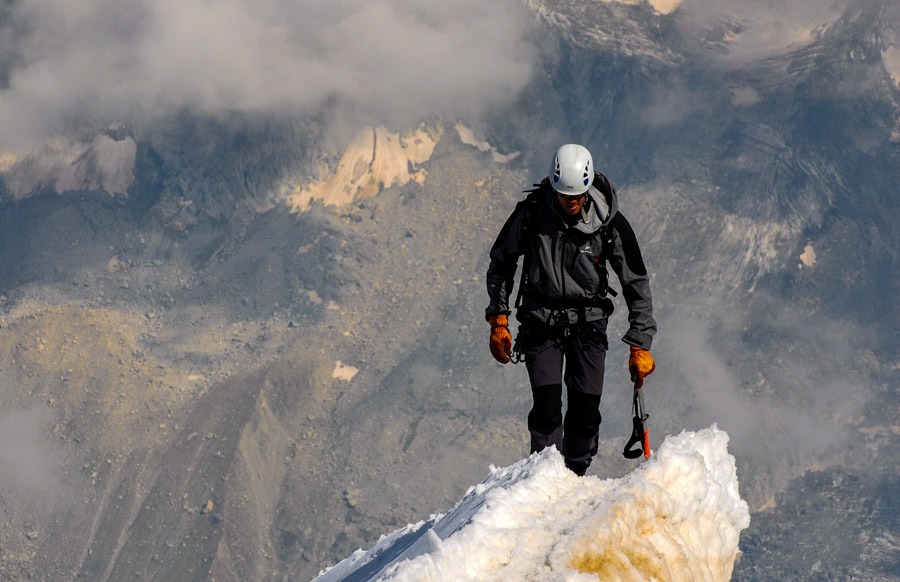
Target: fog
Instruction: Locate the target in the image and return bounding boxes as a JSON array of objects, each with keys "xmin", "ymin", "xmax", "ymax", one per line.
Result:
[
  {"xmin": 679, "ymin": 0, "xmax": 851, "ymax": 62},
  {"xmin": 663, "ymin": 312, "xmax": 867, "ymax": 457},
  {"xmin": 0, "ymin": 0, "xmax": 536, "ymax": 148},
  {"xmin": 0, "ymin": 0, "xmax": 879, "ymax": 151},
  {"xmin": 0, "ymin": 404, "xmax": 59, "ymax": 501}
]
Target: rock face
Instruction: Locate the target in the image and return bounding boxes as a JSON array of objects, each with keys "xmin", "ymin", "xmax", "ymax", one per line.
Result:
[{"xmin": 0, "ymin": 1, "xmax": 897, "ymax": 581}]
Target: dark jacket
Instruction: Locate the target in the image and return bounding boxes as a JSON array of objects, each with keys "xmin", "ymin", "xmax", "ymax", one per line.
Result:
[{"xmin": 485, "ymin": 172, "xmax": 656, "ymax": 349}]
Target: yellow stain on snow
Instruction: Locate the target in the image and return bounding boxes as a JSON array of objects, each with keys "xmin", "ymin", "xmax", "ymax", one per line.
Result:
[
  {"xmin": 566, "ymin": 493, "xmax": 740, "ymax": 581},
  {"xmin": 566, "ymin": 502, "xmax": 672, "ymax": 582},
  {"xmin": 286, "ymin": 125, "xmax": 441, "ymax": 213}
]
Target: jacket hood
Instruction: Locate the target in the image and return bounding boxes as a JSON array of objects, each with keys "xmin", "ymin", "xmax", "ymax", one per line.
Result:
[{"xmin": 541, "ymin": 172, "xmax": 618, "ymax": 235}]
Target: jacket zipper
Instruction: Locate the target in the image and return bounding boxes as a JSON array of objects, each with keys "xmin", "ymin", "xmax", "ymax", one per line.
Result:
[{"xmin": 559, "ymin": 230, "xmax": 567, "ymax": 299}]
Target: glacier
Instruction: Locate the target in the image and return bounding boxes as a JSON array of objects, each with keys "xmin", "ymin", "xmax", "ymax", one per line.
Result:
[{"xmin": 315, "ymin": 426, "xmax": 750, "ymax": 582}]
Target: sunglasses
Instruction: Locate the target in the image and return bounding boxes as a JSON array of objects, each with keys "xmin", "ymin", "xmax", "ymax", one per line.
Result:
[{"xmin": 556, "ymin": 191, "xmax": 586, "ymax": 200}]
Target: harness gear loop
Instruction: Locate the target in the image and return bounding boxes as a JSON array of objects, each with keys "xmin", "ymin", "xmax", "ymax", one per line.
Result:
[{"xmin": 509, "ymin": 346, "xmax": 525, "ymax": 364}]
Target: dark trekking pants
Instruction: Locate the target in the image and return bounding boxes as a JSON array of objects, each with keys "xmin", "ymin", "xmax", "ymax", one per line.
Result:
[{"xmin": 519, "ymin": 320, "xmax": 608, "ymax": 473}]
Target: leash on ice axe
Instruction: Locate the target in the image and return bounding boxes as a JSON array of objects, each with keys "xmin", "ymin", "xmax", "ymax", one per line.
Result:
[{"xmin": 622, "ymin": 379, "xmax": 650, "ymax": 459}]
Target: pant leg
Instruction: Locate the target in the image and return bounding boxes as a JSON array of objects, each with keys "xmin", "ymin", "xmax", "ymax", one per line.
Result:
[
  {"xmin": 563, "ymin": 391, "xmax": 603, "ymax": 467},
  {"xmin": 562, "ymin": 320, "xmax": 608, "ymax": 468},
  {"xmin": 528, "ymin": 384, "xmax": 563, "ymax": 454},
  {"xmin": 522, "ymin": 325, "xmax": 565, "ymax": 454}
]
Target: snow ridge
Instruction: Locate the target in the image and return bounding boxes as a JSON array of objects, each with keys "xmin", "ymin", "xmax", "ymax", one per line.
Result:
[{"xmin": 316, "ymin": 425, "xmax": 750, "ymax": 582}]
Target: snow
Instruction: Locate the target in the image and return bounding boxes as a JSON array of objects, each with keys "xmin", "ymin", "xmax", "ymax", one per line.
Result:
[
  {"xmin": 883, "ymin": 46, "xmax": 900, "ymax": 88},
  {"xmin": 453, "ymin": 123, "xmax": 520, "ymax": 164},
  {"xmin": 314, "ymin": 426, "xmax": 750, "ymax": 582},
  {"xmin": 604, "ymin": 0, "xmax": 683, "ymax": 16},
  {"xmin": 0, "ymin": 135, "xmax": 136, "ymax": 199},
  {"xmin": 285, "ymin": 122, "xmax": 525, "ymax": 214},
  {"xmin": 799, "ymin": 243, "xmax": 817, "ymax": 268},
  {"xmin": 333, "ymin": 361, "xmax": 360, "ymax": 382},
  {"xmin": 284, "ymin": 126, "xmax": 439, "ymax": 213}
]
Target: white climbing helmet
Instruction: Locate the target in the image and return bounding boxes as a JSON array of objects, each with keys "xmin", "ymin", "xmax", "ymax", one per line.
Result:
[{"xmin": 550, "ymin": 144, "xmax": 594, "ymax": 196}]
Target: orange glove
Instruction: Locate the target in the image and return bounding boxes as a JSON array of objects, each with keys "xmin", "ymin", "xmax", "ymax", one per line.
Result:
[
  {"xmin": 488, "ymin": 314, "xmax": 513, "ymax": 364},
  {"xmin": 629, "ymin": 346, "xmax": 656, "ymax": 388}
]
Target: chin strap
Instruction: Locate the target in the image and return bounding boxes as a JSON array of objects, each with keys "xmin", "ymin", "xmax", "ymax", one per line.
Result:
[{"xmin": 623, "ymin": 381, "xmax": 651, "ymax": 459}]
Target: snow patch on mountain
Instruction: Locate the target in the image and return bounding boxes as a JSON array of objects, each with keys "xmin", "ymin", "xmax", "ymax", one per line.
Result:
[
  {"xmin": 284, "ymin": 126, "xmax": 440, "ymax": 213},
  {"xmin": 884, "ymin": 46, "xmax": 900, "ymax": 87},
  {"xmin": 525, "ymin": 0, "xmax": 680, "ymax": 63},
  {"xmin": 606, "ymin": 0, "xmax": 682, "ymax": 15},
  {"xmin": 284, "ymin": 123, "xmax": 521, "ymax": 213},
  {"xmin": 333, "ymin": 361, "xmax": 360, "ymax": 382},
  {"xmin": 799, "ymin": 242, "xmax": 817, "ymax": 268},
  {"xmin": 453, "ymin": 123, "xmax": 520, "ymax": 163},
  {"xmin": 0, "ymin": 135, "xmax": 136, "ymax": 199}
]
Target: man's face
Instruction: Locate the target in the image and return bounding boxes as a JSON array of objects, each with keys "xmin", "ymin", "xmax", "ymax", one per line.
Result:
[{"xmin": 556, "ymin": 191, "xmax": 586, "ymax": 216}]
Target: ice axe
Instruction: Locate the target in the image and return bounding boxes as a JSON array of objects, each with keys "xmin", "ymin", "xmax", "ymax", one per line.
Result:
[{"xmin": 622, "ymin": 380, "xmax": 650, "ymax": 459}]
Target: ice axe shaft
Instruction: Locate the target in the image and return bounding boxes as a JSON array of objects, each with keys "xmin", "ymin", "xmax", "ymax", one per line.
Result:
[{"xmin": 623, "ymin": 381, "xmax": 651, "ymax": 459}]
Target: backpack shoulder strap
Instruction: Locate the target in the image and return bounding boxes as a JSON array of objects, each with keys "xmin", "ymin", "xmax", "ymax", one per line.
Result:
[{"xmin": 514, "ymin": 181, "xmax": 547, "ymax": 309}]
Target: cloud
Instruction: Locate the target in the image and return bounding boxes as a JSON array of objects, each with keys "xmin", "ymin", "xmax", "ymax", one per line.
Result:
[
  {"xmin": 646, "ymin": 292, "xmax": 876, "ymax": 509},
  {"xmin": 0, "ymin": 0, "xmax": 536, "ymax": 148},
  {"xmin": 666, "ymin": 316, "xmax": 863, "ymax": 453},
  {"xmin": 679, "ymin": 0, "xmax": 850, "ymax": 62},
  {"xmin": 638, "ymin": 78, "xmax": 705, "ymax": 128}
]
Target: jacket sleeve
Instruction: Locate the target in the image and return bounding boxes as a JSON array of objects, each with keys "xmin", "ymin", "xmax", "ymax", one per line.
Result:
[
  {"xmin": 485, "ymin": 202, "xmax": 529, "ymax": 320},
  {"xmin": 607, "ymin": 213, "xmax": 657, "ymax": 349}
]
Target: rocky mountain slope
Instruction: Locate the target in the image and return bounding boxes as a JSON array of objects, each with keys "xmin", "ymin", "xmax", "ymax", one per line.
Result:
[{"xmin": 0, "ymin": 0, "xmax": 897, "ymax": 580}]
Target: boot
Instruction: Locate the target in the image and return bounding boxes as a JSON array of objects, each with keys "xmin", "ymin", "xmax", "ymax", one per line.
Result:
[{"xmin": 564, "ymin": 458, "xmax": 590, "ymax": 476}]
